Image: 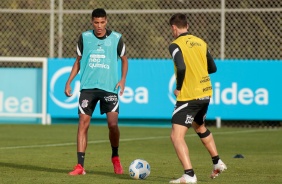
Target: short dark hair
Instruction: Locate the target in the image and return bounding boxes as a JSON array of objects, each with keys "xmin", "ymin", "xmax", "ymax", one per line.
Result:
[
  {"xmin": 92, "ymin": 8, "xmax": 107, "ymax": 19},
  {"xmin": 169, "ymin": 13, "xmax": 188, "ymax": 28}
]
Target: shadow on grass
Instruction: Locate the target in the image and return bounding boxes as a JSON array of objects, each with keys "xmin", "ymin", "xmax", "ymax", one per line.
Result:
[
  {"xmin": 0, "ymin": 162, "xmax": 69, "ymax": 173},
  {"xmin": 0, "ymin": 162, "xmax": 176, "ymax": 183},
  {"xmin": 0, "ymin": 161, "xmax": 129, "ymax": 179}
]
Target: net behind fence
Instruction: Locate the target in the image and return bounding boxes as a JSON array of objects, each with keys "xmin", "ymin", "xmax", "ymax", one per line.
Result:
[{"xmin": 0, "ymin": 0, "xmax": 281, "ymax": 59}]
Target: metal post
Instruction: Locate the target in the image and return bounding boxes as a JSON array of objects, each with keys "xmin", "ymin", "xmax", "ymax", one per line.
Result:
[
  {"xmin": 58, "ymin": 0, "xmax": 64, "ymax": 58},
  {"xmin": 49, "ymin": 0, "xmax": 55, "ymax": 57},
  {"xmin": 216, "ymin": 117, "xmax": 221, "ymax": 128},
  {"xmin": 220, "ymin": 0, "xmax": 225, "ymax": 60}
]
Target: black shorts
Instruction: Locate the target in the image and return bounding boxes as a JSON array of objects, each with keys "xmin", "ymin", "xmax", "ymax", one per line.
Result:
[
  {"xmin": 78, "ymin": 89, "xmax": 119, "ymax": 116},
  {"xmin": 172, "ymin": 98, "xmax": 210, "ymax": 127}
]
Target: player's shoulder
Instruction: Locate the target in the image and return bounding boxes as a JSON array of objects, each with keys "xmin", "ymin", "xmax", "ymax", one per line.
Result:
[
  {"xmin": 109, "ymin": 30, "xmax": 122, "ymax": 39},
  {"xmin": 169, "ymin": 42, "xmax": 178, "ymax": 48},
  {"xmin": 81, "ymin": 30, "xmax": 94, "ymax": 37},
  {"xmin": 168, "ymin": 43, "xmax": 179, "ymax": 53},
  {"xmin": 190, "ymin": 35, "xmax": 206, "ymax": 44},
  {"xmin": 82, "ymin": 30, "xmax": 93, "ymax": 34}
]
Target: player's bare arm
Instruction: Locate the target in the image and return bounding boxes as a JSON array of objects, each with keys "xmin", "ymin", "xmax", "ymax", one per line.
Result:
[
  {"xmin": 115, "ymin": 55, "xmax": 128, "ymax": 96},
  {"xmin": 65, "ymin": 56, "xmax": 81, "ymax": 97}
]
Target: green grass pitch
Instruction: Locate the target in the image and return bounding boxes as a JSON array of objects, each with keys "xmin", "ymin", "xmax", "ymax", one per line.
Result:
[{"xmin": 0, "ymin": 124, "xmax": 281, "ymax": 184}]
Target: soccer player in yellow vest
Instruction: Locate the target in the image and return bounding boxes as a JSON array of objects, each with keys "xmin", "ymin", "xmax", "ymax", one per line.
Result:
[{"xmin": 168, "ymin": 13, "xmax": 227, "ymax": 183}]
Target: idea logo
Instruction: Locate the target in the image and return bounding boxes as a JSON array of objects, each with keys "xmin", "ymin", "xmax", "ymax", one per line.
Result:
[{"xmin": 49, "ymin": 66, "xmax": 80, "ymax": 109}]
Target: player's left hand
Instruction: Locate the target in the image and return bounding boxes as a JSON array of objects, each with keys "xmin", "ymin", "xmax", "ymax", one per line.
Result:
[
  {"xmin": 116, "ymin": 79, "xmax": 126, "ymax": 96},
  {"xmin": 174, "ymin": 89, "xmax": 180, "ymax": 97}
]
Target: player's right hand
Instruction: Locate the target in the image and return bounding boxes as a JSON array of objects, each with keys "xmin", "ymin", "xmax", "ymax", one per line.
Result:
[{"xmin": 65, "ymin": 84, "xmax": 72, "ymax": 97}]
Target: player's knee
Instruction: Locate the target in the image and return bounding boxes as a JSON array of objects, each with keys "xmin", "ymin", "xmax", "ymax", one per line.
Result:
[
  {"xmin": 170, "ymin": 133, "xmax": 176, "ymax": 142},
  {"xmin": 78, "ymin": 119, "xmax": 90, "ymax": 130},
  {"xmin": 108, "ymin": 122, "xmax": 118, "ymax": 130},
  {"xmin": 197, "ymin": 129, "xmax": 211, "ymax": 138}
]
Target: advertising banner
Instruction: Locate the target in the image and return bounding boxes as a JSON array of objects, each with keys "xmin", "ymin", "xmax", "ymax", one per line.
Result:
[
  {"xmin": 0, "ymin": 68, "xmax": 42, "ymax": 122},
  {"xmin": 48, "ymin": 58, "xmax": 281, "ymax": 120},
  {"xmin": 208, "ymin": 59, "xmax": 278, "ymax": 120}
]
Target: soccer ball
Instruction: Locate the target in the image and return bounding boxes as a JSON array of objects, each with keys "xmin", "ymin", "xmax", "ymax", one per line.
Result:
[{"xmin": 129, "ymin": 159, "xmax": 151, "ymax": 180}]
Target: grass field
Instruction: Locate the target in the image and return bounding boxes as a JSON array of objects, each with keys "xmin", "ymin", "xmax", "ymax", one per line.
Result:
[{"xmin": 0, "ymin": 123, "xmax": 281, "ymax": 184}]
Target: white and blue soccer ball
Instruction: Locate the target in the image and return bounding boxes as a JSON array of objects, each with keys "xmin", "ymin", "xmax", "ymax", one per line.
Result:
[{"xmin": 129, "ymin": 159, "xmax": 151, "ymax": 180}]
